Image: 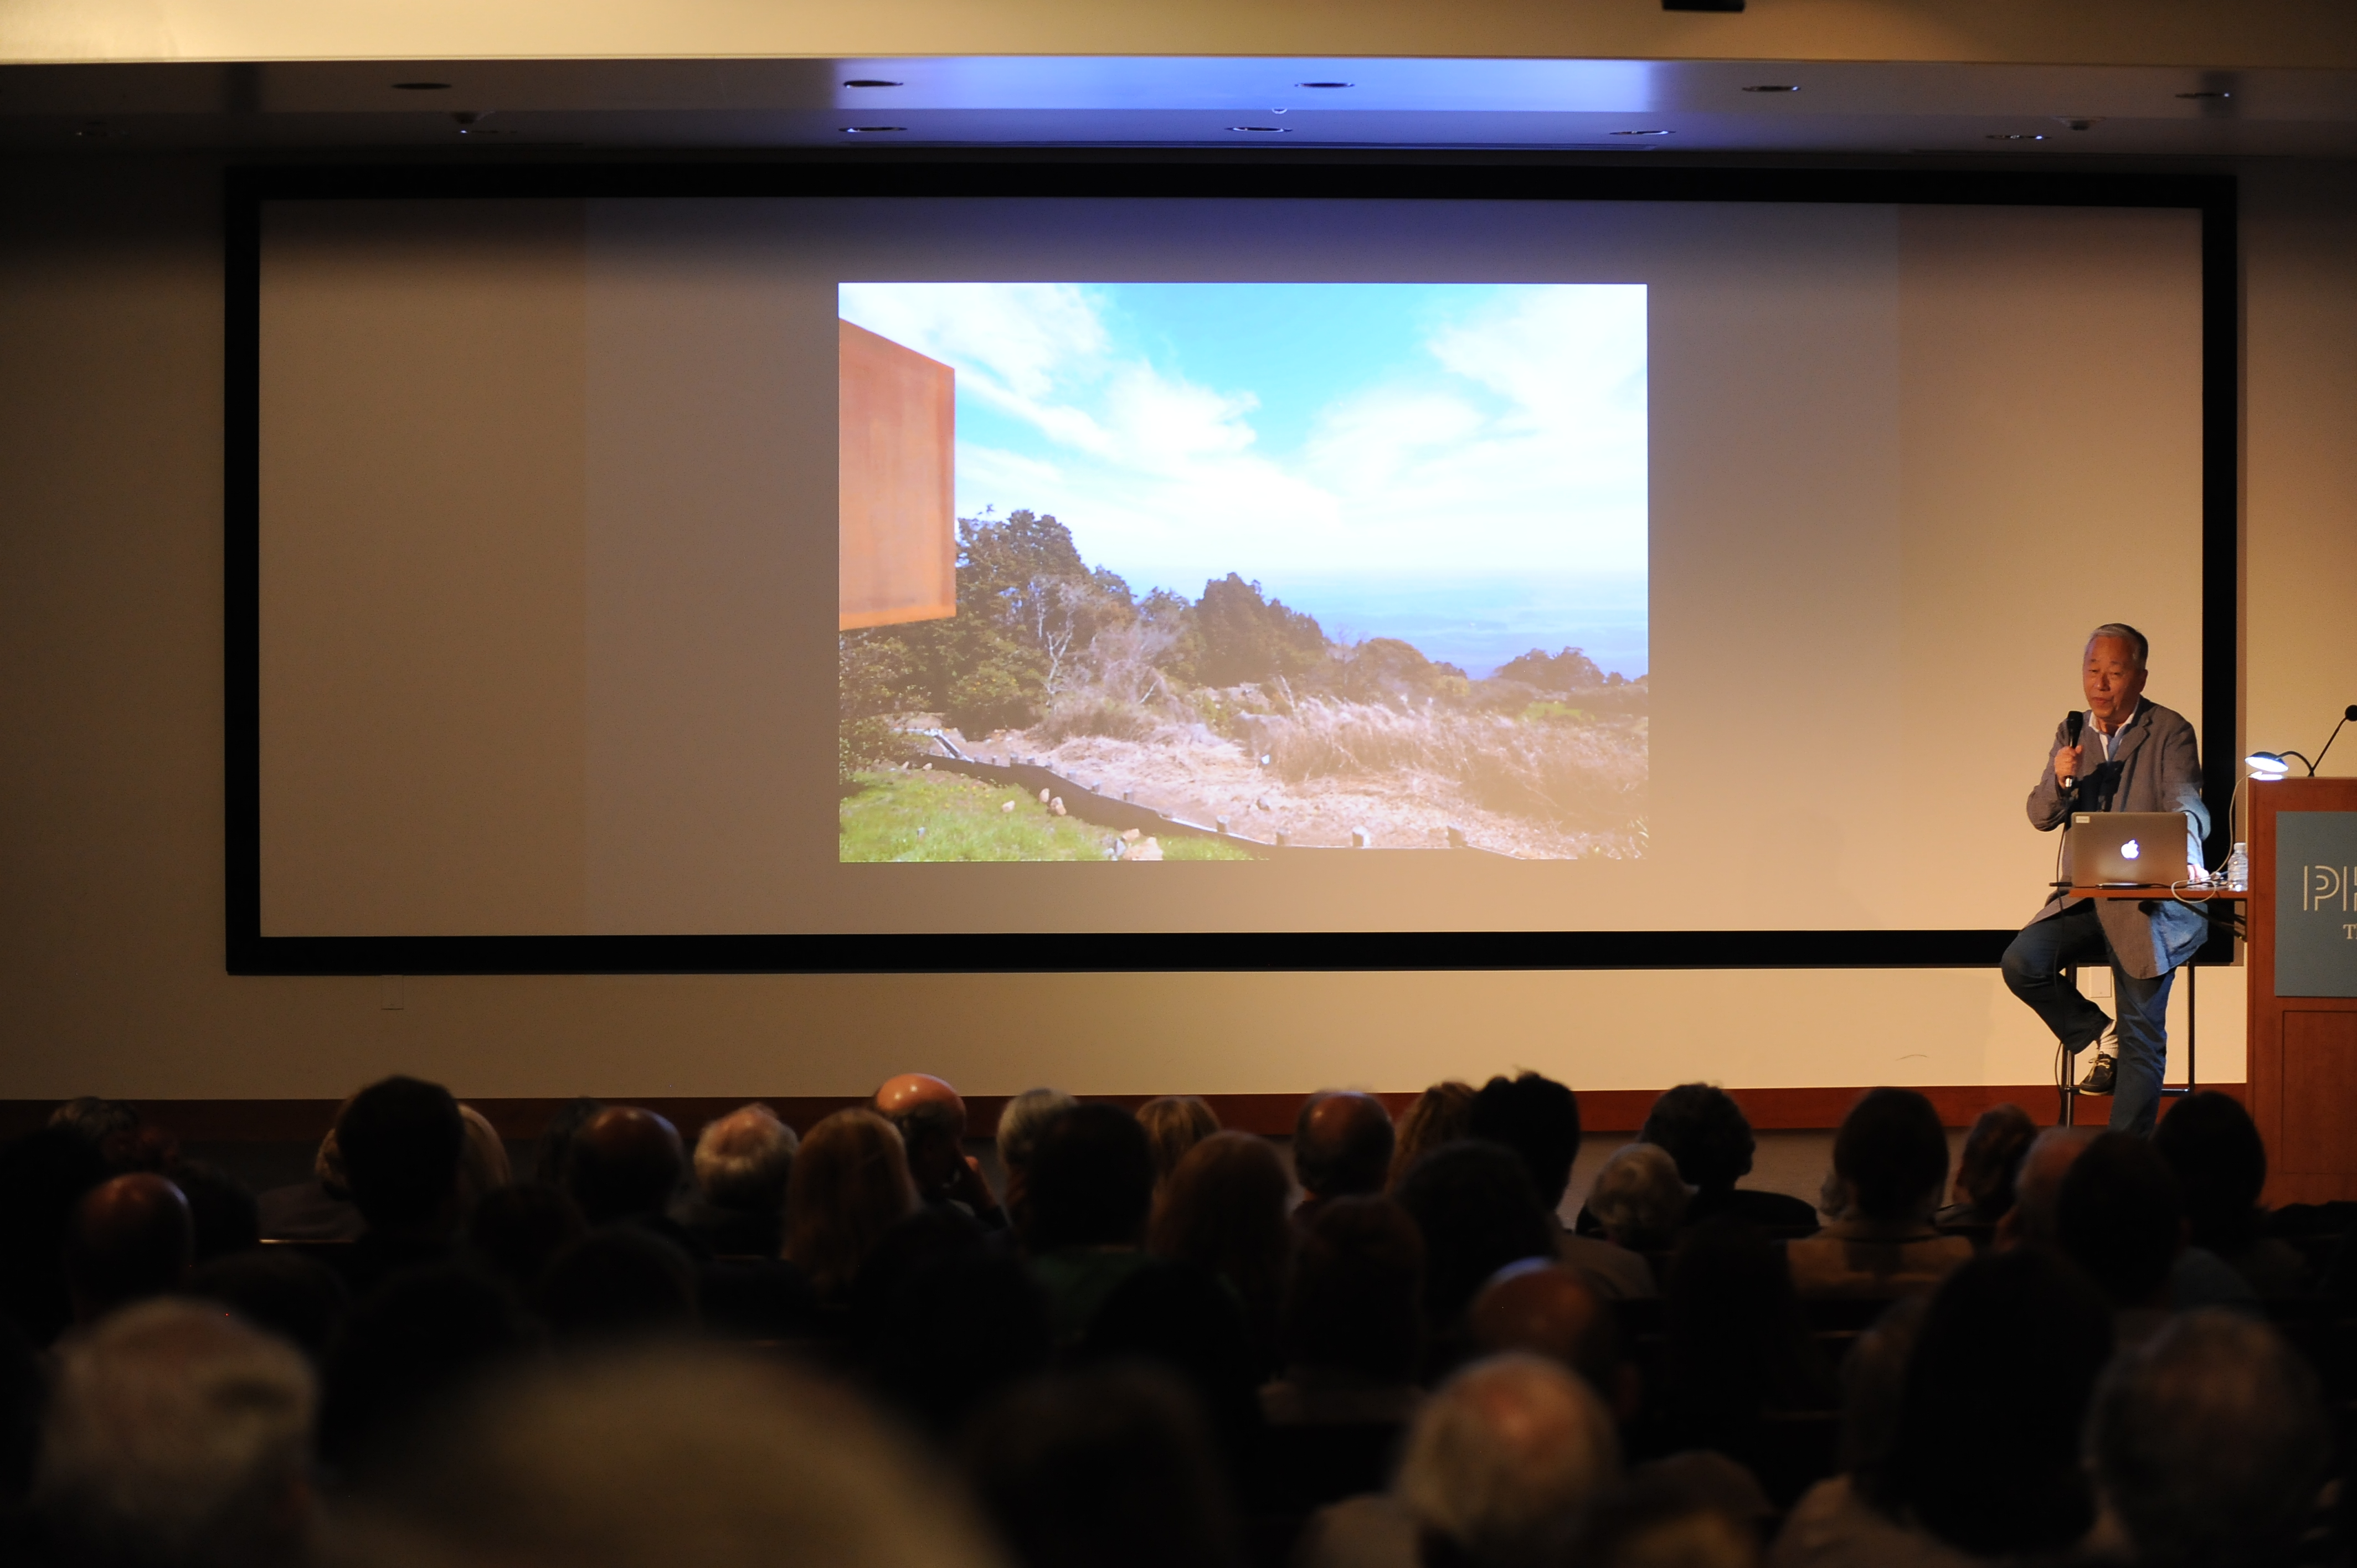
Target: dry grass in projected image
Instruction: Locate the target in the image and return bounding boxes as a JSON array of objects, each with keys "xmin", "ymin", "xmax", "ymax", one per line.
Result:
[{"xmin": 840, "ymin": 510, "xmax": 1648, "ymax": 862}]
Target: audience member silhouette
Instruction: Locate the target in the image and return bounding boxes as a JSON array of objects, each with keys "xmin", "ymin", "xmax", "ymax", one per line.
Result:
[
  {"xmin": 466, "ymin": 1180, "xmax": 589, "ymax": 1299},
  {"xmin": 1388, "ymin": 1081, "xmax": 1475, "ymax": 1193},
  {"xmin": 1137, "ymin": 1095, "xmax": 1220, "ymax": 1192},
  {"xmin": 1585, "ymin": 1142, "xmax": 1689, "ymax": 1256},
  {"xmin": 1885, "ymin": 1249, "xmax": 2114, "ymax": 1556},
  {"xmin": 1297, "ymin": 1353, "xmax": 1620, "ymax": 1568},
  {"xmin": 318, "ymin": 1262, "xmax": 541, "ymax": 1476},
  {"xmin": 339, "ymin": 1350, "xmax": 1003, "ymax": 1568},
  {"xmin": 0, "ymin": 1127, "xmax": 108, "ymax": 1345},
  {"xmin": 531, "ymin": 1095, "xmax": 604, "ymax": 1189},
  {"xmin": 537, "ymin": 1225, "xmax": 701, "ymax": 1343},
  {"xmin": 857, "ymin": 1208, "xmax": 1052, "ymax": 1439},
  {"xmin": 1934, "ymin": 1102, "xmax": 2037, "ymax": 1227},
  {"xmin": 166, "ymin": 1158, "xmax": 260, "ymax": 1265},
  {"xmin": 1022, "ymin": 1102, "xmax": 1159, "ymax": 1346},
  {"xmin": 1468, "ymin": 1261, "xmax": 1637, "ymax": 1425},
  {"xmin": 64, "ymin": 1171, "xmax": 193, "ymax": 1326},
  {"xmin": 1655, "ymin": 1219, "xmax": 1831, "ymax": 1495},
  {"xmin": 34, "ymin": 1299, "xmax": 316, "ymax": 1568},
  {"xmin": 874, "ymin": 1072, "xmax": 1003, "ymax": 1225},
  {"xmin": 1293, "ymin": 1091, "xmax": 1397, "ymax": 1226},
  {"xmin": 1469, "ymin": 1072, "xmax": 1654, "ymax": 1301},
  {"xmin": 1151, "ymin": 1129, "xmax": 1294, "ymax": 1364},
  {"xmin": 566, "ymin": 1106, "xmax": 687, "ymax": 1232},
  {"xmin": 2085, "ymin": 1309, "xmax": 2330, "ymax": 1568},
  {"xmin": 1999, "ymin": 1124, "xmax": 2095, "ymax": 1250},
  {"xmin": 1638, "ymin": 1082, "xmax": 1818, "ymax": 1232},
  {"xmin": 184, "ymin": 1245, "xmax": 349, "ymax": 1362},
  {"xmin": 965, "ymin": 1364, "xmax": 1243, "ymax": 1568},
  {"xmin": 784, "ymin": 1107, "xmax": 918, "ymax": 1306},
  {"xmin": 2154, "ymin": 1090, "xmax": 2307, "ymax": 1298},
  {"xmin": 677, "ymin": 1102, "xmax": 797, "ymax": 1257},
  {"xmin": 1266, "ymin": 1195, "xmax": 1427, "ymax": 1426},
  {"xmin": 337, "ymin": 1075, "xmax": 466, "ymax": 1292},
  {"xmin": 995, "ymin": 1087, "xmax": 1076, "ymax": 1227},
  {"xmin": 1787, "ymin": 1089, "xmax": 1970, "ymax": 1299},
  {"xmin": 2057, "ymin": 1131, "xmax": 2189, "ymax": 1318},
  {"xmin": 1394, "ymin": 1140, "xmax": 1560, "ymax": 1375},
  {"xmin": 453, "ymin": 1103, "xmax": 512, "ymax": 1217}
]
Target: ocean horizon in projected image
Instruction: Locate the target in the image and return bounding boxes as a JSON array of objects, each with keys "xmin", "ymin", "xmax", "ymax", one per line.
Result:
[{"xmin": 837, "ymin": 281, "xmax": 1648, "ymax": 862}]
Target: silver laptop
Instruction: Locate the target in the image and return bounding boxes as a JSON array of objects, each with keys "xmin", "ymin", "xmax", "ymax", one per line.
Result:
[{"xmin": 2067, "ymin": 812, "xmax": 2190, "ymax": 887}]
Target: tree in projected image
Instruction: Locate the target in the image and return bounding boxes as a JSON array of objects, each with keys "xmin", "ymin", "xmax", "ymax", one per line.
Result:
[{"xmin": 839, "ymin": 507, "xmax": 1647, "ymax": 858}]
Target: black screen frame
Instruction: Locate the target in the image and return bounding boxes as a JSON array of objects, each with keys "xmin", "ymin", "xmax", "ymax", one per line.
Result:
[{"xmin": 224, "ymin": 157, "xmax": 2238, "ymax": 976}]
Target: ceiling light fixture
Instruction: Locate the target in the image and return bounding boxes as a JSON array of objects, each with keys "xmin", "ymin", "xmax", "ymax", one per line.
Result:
[
  {"xmin": 842, "ymin": 126, "xmax": 907, "ymax": 133},
  {"xmin": 1612, "ymin": 128, "xmax": 1674, "ymax": 136},
  {"xmin": 1987, "ymin": 133, "xmax": 2045, "ymax": 141},
  {"xmin": 1295, "ymin": 81, "xmax": 1354, "ymax": 89},
  {"xmin": 2176, "ymin": 90, "xmax": 2232, "ymax": 100},
  {"xmin": 392, "ymin": 81, "xmax": 452, "ymax": 91},
  {"xmin": 1230, "ymin": 125, "xmax": 1289, "ymax": 132},
  {"xmin": 843, "ymin": 79, "xmax": 902, "ymax": 88},
  {"xmin": 1742, "ymin": 84, "xmax": 1799, "ymax": 92}
]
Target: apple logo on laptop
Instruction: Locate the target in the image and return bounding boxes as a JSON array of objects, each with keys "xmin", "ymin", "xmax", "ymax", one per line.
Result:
[{"xmin": 2121, "ymin": 838, "xmax": 2141, "ymax": 860}]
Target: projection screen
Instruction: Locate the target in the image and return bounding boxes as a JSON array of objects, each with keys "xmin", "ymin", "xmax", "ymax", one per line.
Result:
[{"xmin": 228, "ymin": 165, "xmax": 2235, "ymax": 972}]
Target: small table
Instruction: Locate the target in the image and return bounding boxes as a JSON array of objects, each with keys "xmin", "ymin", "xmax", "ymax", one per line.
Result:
[{"xmin": 2054, "ymin": 886, "xmax": 2245, "ymax": 1126}]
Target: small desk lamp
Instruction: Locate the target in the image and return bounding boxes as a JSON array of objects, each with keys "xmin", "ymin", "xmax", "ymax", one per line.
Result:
[{"xmin": 2246, "ymin": 703, "xmax": 2357, "ymax": 778}]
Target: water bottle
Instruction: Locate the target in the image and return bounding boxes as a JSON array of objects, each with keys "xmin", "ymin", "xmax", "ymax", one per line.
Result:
[{"xmin": 2227, "ymin": 842, "xmax": 2248, "ymax": 891}]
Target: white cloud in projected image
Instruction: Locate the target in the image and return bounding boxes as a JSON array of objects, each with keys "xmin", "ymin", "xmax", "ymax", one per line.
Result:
[{"xmin": 836, "ymin": 281, "xmax": 1647, "ymax": 675}]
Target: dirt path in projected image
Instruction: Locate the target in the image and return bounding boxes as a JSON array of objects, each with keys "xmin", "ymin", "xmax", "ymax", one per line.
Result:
[{"xmin": 952, "ymin": 723, "xmax": 1629, "ymax": 860}]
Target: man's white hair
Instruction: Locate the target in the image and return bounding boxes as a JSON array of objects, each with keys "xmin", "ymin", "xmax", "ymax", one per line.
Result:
[
  {"xmin": 2087, "ymin": 622, "xmax": 2149, "ymax": 670},
  {"xmin": 35, "ymin": 1297, "xmax": 316, "ymax": 1568},
  {"xmin": 693, "ymin": 1103, "xmax": 799, "ymax": 1211},
  {"xmin": 1394, "ymin": 1352, "xmax": 1620, "ymax": 1567}
]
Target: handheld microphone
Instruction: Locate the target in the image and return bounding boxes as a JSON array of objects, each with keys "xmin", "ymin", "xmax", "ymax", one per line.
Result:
[{"xmin": 2062, "ymin": 711, "xmax": 2084, "ymax": 788}]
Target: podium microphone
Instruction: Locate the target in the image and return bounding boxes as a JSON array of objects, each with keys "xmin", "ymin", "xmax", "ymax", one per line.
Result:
[{"xmin": 2062, "ymin": 711, "xmax": 2084, "ymax": 790}]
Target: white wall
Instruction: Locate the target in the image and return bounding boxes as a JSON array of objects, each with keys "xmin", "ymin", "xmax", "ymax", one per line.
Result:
[{"xmin": 9, "ymin": 151, "xmax": 2355, "ymax": 1105}]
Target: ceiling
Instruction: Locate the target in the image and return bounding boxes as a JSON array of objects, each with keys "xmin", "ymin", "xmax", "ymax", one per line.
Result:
[{"xmin": 5, "ymin": 55, "xmax": 2357, "ymax": 158}]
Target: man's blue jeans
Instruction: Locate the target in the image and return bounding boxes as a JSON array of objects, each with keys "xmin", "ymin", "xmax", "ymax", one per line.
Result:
[{"xmin": 2000, "ymin": 901, "xmax": 2175, "ymax": 1135}]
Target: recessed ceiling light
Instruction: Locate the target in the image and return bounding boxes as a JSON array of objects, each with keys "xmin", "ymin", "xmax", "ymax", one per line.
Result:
[
  {"xmin": 392, "ymin": 81, "xmax": 452, "ymax": 91},
  {"xmin": 1295, "ymin": 81, "xmax": 1354, "ymax": 89},
  {"xmin": 1230, "ymin": 125, "xmax": 1289, "ymax": 132},
  {"xmin": 842, "ymin": 126, "xmax": 907, "ymax": 133},
  {"xmin": 1742, "ymin": 84, "xmax": 1799, "ymax": 92},
  {"xmin": 1987, "ymin": 132, "xmax": 2045, "ymax": 141},
  {"xmin": 1612, "ymin": 128, "xmax": 1674, "ymax": 136},
  {"xmin": 843, "ymin": 79, "xmax": 902, "ymax": 88},
  {"xmin": 2176, "ymin": 90, "xmax": 2231, "ymax": 100}
]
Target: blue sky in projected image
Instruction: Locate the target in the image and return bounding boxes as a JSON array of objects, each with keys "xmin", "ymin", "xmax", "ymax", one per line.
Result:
[{"xmin": 837, "ymin": 282, "xmax": 1648, "ymax": 678}]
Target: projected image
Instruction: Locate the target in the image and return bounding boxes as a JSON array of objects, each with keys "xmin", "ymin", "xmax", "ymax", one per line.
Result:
[{"xmin": 837, "ymin": 283, "xmax": 1648, "ymax": 861}]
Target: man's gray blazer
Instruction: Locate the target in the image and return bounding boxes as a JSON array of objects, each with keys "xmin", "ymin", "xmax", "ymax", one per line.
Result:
[{"xmin": 2025, "ymin": 699, "xmax": 2210, "ymax": 978}]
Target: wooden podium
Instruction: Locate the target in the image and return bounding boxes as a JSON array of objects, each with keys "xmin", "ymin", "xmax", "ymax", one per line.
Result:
[{"xmin": 2248, "ymin": 776, "xmax": 2357, "ymax": 1204}]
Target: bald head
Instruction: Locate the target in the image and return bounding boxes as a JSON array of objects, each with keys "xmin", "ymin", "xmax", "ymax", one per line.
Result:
[
  {"xmin": 2002, "ymin": 1127, "xmax": 2095, "ymax": 1250},
  {"xmin": 1294, "ymin": 1091, "xmax": 1396, "ymax": 1203},
  {"xmin": 67, "ymin": 1173, "xmax": 193, "ymax": 1323},
  {"xmin": 1468, "ymin": 1263, "xmax": 1629, "ymax": 1420},
  {"xmin": 874, "ymin": 1075, "xmax": 969, "ymax": 1201},
  {"xmin": 568, "ymin": 1107, "xmax": 685, "ymax": 1227}
]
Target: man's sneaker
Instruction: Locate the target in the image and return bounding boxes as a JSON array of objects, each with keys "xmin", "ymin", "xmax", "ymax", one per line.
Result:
[{"xmin": 2078, "ymin": 1053, "xmax": 2117, "ymax": 1095}]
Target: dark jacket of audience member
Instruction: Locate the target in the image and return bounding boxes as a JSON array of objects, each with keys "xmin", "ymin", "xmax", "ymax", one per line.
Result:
[
  {"xmin": 1639, "ymin": 1083, "xmax": 1819, "ymax": 1232},
  {"xmin": 1266, "ymin": 1195, "xmax": 1425, "ymax": 1426},
  {"xmin": 465, "ymin": 1180, "xmax": 589, "ymax": 1300},
  {"xmin": 1880, "ymin": 1246, "xmax": 2116, "ymax": 1556},
  {"xmin": 1788, "ymin": 1088, "xmax": 1972, "ymax": 1299}
]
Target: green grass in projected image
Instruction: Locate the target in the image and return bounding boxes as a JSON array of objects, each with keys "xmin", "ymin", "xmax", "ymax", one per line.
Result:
[
  {"xmin": 839, "ymin": 282, "xmax": 1650, "ymax": 862},
  {"xmin": 840, "ymin": 769, "xmax": 1257, "ymax": 862}
]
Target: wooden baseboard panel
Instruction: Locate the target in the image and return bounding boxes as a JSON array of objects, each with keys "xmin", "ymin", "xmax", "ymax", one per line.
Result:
[{"xmin": 0, "ymin": 1081, "xmax": 2241, "ymax": 1144}]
